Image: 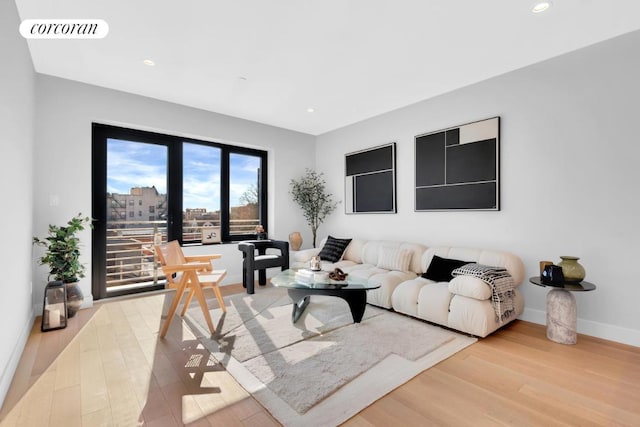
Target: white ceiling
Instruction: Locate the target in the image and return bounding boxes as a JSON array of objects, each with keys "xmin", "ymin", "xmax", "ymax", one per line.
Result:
[{"xmin": 14, "ymin": 0, "xmax": 640, "ymax": 135}]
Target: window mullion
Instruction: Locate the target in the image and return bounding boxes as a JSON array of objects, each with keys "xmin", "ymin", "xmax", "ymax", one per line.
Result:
[
  {"xmin": 220, "ymin": 148, "xmax": 231, "ymax": 242},
  {"xmin": 168, "ymin": 141, "xmax": 183, "ymax": 243}
]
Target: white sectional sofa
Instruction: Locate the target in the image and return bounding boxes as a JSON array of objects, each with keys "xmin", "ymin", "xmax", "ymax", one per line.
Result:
[
  {"xmin": 392, "ymin": 246, "xmax": 525, "ymax": 337},
  {"xmin": 291, "ymin": 238, "xmax": 427, "ymax": 308},
  {"xmin": 290, "ymin": 238, "xmax": 525, "ymax": 337}
]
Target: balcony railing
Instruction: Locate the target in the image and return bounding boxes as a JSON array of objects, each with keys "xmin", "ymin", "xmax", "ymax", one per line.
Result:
[{"xmin": 105, "ymin": 218, "xmax": 260, "ymax": 290}]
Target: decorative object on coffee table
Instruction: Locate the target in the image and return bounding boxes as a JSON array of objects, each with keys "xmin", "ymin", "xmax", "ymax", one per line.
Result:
[
  {"xmin": 310, "ymin": 255, "xmax": 321, "ymax": 271},
  {"xmin": 557, "ymin": 256, "xmax": 586, "ymax": 282},
  {"xmin": 289, "ymin": 231, "xmax": 303, "ymax": 250},
  {"xmin": 328, "ymin": 268, "xmax": 348, "ymax": 281},
  {"xmin": 529, "ymin": 276, "xmax": 596, "ymax": 344}
]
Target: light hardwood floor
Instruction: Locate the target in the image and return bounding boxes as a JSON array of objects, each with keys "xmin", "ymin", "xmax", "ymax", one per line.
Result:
[{"xmin": 1, "ymin": 284, "xmax": 639, "ymax": 426}]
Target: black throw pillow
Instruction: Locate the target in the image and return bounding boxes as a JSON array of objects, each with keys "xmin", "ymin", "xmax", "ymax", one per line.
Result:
[
  {"xmin": 318, "ymin": 236, "xmax": 352, "ymax": 263},
  {"xmin": 422, "ymin": 255, "xmax": 468, "ymax": 282}
]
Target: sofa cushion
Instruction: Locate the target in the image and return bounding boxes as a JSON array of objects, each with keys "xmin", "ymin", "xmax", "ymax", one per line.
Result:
[
  {"xmin": 318, "ymin": 235, "xmax": 352, "ymax": 263},
  {"xmin": 417, "ymin": 282, "xmax": 454, "ymax": 325},
  {"xmin": 448, "ymin": 275, "xmax": 491, "ymax": 300},
  {"xmin": 400, "ymin": 242, "xmax": 429, "ymax": 274},
  {"xmin": 377, "ymin": 247, "xmax": 412, "ymax": 272},
  {"xmin": 447, "ymin": 290, "xmax": 525, "ymax": 337},
  {"xmin": 422, "ymin": 255, "xmax": 468, "ymax": 282},
  {"xmin": 391, "ymin": 278, "xmax": 428, "ymax": 317},
  {"xmin": 342, "ymin": 238, "xmax": 366, "ymax": 263},
  {"xmin": 365, "ymin": 270, "xmax": 418, "ymax": 309},
  {"xmin": 362, "ymin": 241, "xmax": 397, "ymax": 266},
  {"xmin": 422, "ymin": 246, "xmax": 525, "ymax": 286}
]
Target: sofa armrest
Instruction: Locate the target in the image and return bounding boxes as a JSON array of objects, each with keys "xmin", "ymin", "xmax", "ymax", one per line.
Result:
[
  {"xmin": 292, "ymin": 247, "xmax": 321, "ymax": 263},
  {"xmin": 448, "ymin": 276, "xmax": 491, "ymax": 300}
]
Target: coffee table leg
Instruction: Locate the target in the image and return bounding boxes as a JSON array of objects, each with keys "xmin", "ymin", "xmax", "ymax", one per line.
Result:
[
  {"xmin": 286, "ymin": 288, "xmax": 368, "ymax": 323},
  {"xmin": 289, "ymin": 291, "xmax": 310, "ymax": 323},
  {"xmin": 343, "ymin": 290, "xmax": 367, "ymax": 323}
]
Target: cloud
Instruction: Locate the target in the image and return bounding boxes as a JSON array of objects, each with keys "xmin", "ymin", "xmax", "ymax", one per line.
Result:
[
  {"xmin": 184, "ymin": 173, "xmax": 221, "ymax": 211},
  {"xmin": 107, "ymin": 139, "xmax": 167, "ymax": 193},
  {"xmin": 106, "ymin": 139, "xmax": 261, "ymax": 212}
]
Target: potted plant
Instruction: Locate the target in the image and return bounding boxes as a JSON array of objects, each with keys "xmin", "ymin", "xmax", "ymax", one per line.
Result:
[
  {"xmin": 289, "ymin": 169, "xmax": 338, "ymax": 248},
  {"xmin": 33, "ymin": 213, "xmax": 92, "ymax": 317}
]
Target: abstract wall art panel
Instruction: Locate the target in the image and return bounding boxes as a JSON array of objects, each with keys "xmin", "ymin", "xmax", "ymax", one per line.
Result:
[
  {"xmin": 345, "ymin": 143, "xmax": 396, "ymax": 214},
  {"xmin": 415, "ymin": 117, "xmax": 500, "ymax": 211}
]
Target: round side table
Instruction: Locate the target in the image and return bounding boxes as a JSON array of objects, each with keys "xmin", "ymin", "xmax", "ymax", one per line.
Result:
[{"xmin": 529, "ymin": 277, "xmax": 596, "ymax": 345}]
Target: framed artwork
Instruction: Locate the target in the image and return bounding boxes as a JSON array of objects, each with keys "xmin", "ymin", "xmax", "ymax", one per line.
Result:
[
  {"xmin": 345, "ymin": 143, "xmax": 396, "ymax": 214},
  {"xmin": 415, "ymin": 117, "xmax": 500, "ymax": 211},
  {"xmin": 201, "ymin": 223, "xmax": 221, "ymax": 244}
]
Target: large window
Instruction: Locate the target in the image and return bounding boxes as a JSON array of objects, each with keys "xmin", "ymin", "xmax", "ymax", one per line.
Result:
[{"xmin": 91, "ymin": 123, "xmax": 267, "ymax": 299}]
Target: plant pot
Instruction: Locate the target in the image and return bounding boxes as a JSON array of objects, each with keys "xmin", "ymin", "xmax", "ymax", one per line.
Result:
[
  {"xmin": 558, "ymin": 256, "xmax": 585, "ymax": 283},
  {"xmin": 289, "ymin": 231, "xmax": 303, "ymax": 251},
  {"xmin": 65, "ymin": 282, "xmax": 84, "ymax": 318}
]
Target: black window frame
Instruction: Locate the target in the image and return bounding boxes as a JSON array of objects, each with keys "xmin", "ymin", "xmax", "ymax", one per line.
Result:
[{"xmin": 91, "ymin": 123, "xmax": 268, "ymax": 299}]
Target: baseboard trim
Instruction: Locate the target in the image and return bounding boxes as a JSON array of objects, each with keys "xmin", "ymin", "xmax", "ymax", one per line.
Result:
[
  {"xmin": 0, "ymin": 308, "xmax": 35, "ymax": 410},
  {"xmin": 223, "ymin": 273, "xmax": 243, "ymax": 287},
  {"xmin": 520, "ymin": 308, "xmax": 640, "ymax": 347},
  {"xmin": 220, "ymin": 272, "xmax": 276, "ymax": 289}
]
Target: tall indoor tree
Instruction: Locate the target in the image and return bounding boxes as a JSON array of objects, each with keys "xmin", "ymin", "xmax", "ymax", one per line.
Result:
[{"xmin": 289, "ymin": 169, "xmax": 338, "ymax": 247}]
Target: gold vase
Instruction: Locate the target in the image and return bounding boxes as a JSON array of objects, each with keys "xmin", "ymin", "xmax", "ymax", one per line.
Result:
[
  {"xmin": 558, "ymin": 256, "xmax": 585, "ymax": 283},
  {"xmin": 289, "ymin": 231, "xmax": 303, "ymax": 251}
]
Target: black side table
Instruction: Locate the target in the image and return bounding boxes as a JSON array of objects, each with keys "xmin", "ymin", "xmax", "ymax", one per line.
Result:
[{"xmin": 529, "ymin": 276, "xmax": 596, "ymax": 344}]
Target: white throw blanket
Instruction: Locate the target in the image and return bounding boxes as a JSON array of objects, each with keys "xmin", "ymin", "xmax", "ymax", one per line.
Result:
[{"xmin": 452, "ymin": 263, "xmax": 516, "ymax": 323}]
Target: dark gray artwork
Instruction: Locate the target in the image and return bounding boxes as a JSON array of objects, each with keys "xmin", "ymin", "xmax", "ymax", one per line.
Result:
[
  {"xmin": 415, "ymin": 117, "xmax": 500, "ymax": 211},
  {"xmin": 345, "ymin": 143, "xmax": 396, "ymax": 214}
]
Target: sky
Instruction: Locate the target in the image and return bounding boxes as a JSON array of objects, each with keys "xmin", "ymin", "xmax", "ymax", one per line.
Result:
[{"xmin": 107, "ymin": 138, "xmax": 260, "ymax": 212}]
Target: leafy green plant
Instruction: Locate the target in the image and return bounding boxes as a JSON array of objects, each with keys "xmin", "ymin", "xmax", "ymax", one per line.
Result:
[
  {"xmin": 289, "ymin": 169, "xmax": 338, "ymax": 247},
  {"xmin": 33, "ymin": 213, "xmax": 93, "ymax": 283}
]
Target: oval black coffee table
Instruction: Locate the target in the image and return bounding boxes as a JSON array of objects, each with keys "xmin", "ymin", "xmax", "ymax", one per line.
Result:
[{"xmin": 271, "ymin": 269, "xmax": 380, "ymax": 323}]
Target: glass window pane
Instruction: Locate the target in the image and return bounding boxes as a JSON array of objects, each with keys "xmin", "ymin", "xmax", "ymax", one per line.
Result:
[
  {"xmin": 106, "ymin": 138, "xmax": 167, "ymax": 291},
  {"xmin": 229, "ymin": 152, "xmax": 262, "ymax": 236},
  {"xmin": 183, "ymin": 143, "xmax": 221, "ymax": 243}
]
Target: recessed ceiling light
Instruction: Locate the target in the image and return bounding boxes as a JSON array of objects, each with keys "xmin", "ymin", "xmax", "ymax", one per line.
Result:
[
  {"xmin": 307, "ymin": 108, "xmax": 315, "ymax": 113},
  {"xmin": 531, "ymin": 1, "xmax": 552, "ymax": 13},
  {"xmin": 238, "ymin": 76, "xmax": 248, "ymax": 81},
  {"xmin": 143, "ymin": 59, "xmax": 155, "ymax": 66}
]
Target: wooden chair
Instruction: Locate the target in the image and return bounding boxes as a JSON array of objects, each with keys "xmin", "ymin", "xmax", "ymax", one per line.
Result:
[{"xmin": 155, "ymin": 240, "xmax": 227, "ymax": 338}]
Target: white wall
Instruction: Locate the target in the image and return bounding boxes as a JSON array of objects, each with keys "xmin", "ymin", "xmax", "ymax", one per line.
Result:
[
  {"xmin": 32, "ymin": 75, "xmax": 315, "ymax": 307},
  {"xmin": 316, "ymin": 31, "xmax": 640, "ymax": 346},
  {"xmin": 0, "ymin": 0, "xmax": 36, "ymax": 408}
]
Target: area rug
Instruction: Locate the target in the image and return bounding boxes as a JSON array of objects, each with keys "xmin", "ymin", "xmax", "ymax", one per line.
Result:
[{"xmin": 184, "ymin": 287, "xmax": 477, "ymax": 426}]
